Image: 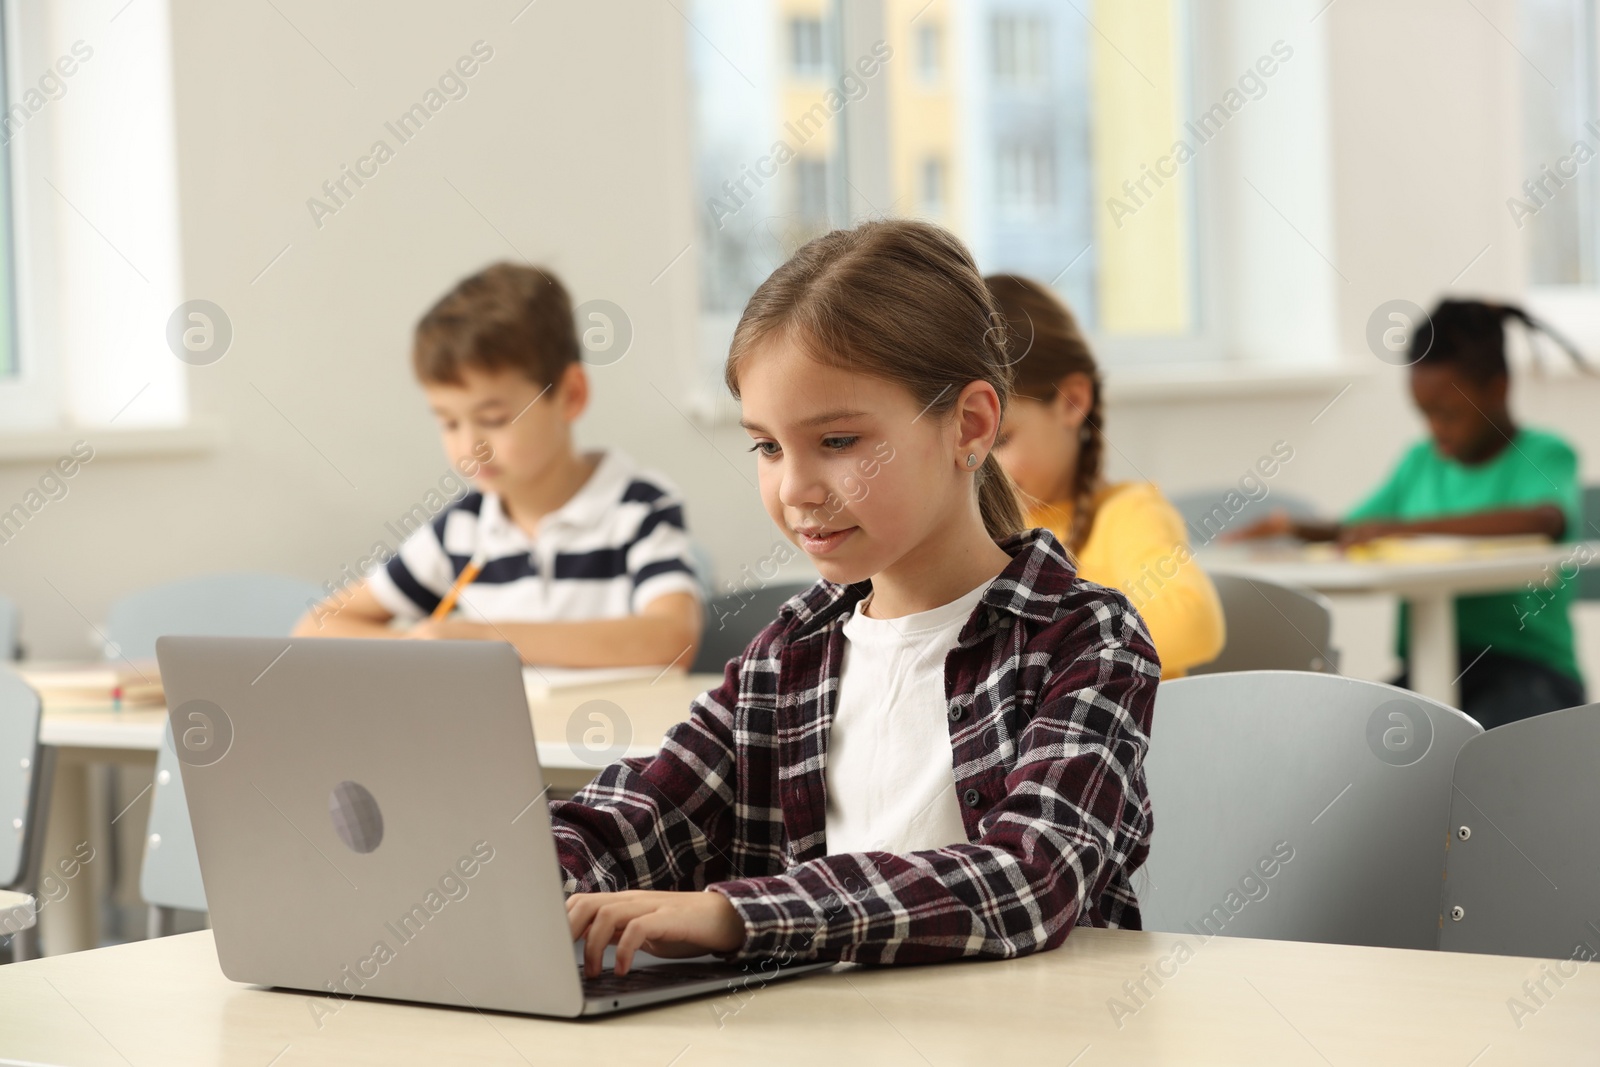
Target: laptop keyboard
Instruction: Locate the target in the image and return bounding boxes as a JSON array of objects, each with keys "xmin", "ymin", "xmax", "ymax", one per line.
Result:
[{"xmin": 580, "ymin": 961, "xmax": 744, "ymax": 998}]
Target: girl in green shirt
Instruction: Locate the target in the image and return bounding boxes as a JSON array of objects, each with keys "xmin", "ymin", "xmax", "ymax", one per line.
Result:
[{"xmin": 1234, "ymin": 300, "xmax": 1591, "ymax": 729}]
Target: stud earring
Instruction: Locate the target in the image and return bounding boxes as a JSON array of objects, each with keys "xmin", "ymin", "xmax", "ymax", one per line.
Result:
[{"xmin": 966, "ymin": 452, "xmax": 977, "ymax": 467}]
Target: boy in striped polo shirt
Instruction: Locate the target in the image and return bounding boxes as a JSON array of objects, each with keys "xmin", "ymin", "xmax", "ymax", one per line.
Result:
[{"xmin": 293, "ymin": 263, "xmax": 704, "ymax": 668}]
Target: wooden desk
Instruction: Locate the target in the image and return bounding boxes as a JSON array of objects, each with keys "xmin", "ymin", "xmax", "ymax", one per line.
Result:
[
  {"xmin": 3, "ymin": 928, "xmax": 1595, "ymax": 1064},
  {"xmin": 36, "ymin": 671, "xmax": 723, "ymax": 773},
  {"xmin": 1200, "ymin": 540, "xmax": 1598, "ymax": 706}
]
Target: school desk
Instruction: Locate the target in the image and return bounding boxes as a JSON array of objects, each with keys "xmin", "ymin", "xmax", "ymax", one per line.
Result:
[
  {"xmin": 37, "ymin": 669, "xmax": 725, "ymax": 777},
  {"xmin": 30, "ymin": 672, "xmax": 724, "ymax": 956},
  {"xmin": 1201, "ymin": 540, "xmax": 1599, "ymax": 708},
  {"xmin": 2, "ymin": 926, "xmax": 1595, "ymax": 1064}
]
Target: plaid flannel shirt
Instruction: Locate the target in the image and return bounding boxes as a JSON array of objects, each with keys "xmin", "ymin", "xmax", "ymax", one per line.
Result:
[{"xmin": 549, "ymin": 527, "xmax": 1160, "ymax": 965}]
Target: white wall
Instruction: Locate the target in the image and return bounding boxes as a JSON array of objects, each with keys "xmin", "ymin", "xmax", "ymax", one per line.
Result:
[{"xmin": 2, "ymin": 0, "xmax": 1598, "ymax": 677}]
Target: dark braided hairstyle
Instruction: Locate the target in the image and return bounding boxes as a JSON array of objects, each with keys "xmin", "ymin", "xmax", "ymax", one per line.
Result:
[
  {"xmin": 984, "ymin": 274, "xmax": 1105, "ymax": 555},
  {"xmin": 1410, "ymin": 299, "xmax": 1595, "ymax": 382}
]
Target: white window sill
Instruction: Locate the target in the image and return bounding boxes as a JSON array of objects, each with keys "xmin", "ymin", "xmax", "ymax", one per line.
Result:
[
  {"xmin": 0, "ymin": 420, "xmax": 220, "ymax": 465},
  {"xmin": 685, "ymin": 359, "xmax": 1373, "ymax": 425},
  {"xmin": 1103, "ymin": 360, "xmax": 1372, "ymax": 404}
]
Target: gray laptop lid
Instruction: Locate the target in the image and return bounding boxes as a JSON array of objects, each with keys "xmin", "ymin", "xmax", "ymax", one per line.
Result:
[{"xmin": 155, "ymin": 636, "xmax": 584, "ymax": 1017}]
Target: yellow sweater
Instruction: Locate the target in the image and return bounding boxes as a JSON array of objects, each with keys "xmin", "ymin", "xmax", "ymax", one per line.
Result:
[{"xmin": 1028, "ymin": 483, "xmax": 1225, "ymax": 678}]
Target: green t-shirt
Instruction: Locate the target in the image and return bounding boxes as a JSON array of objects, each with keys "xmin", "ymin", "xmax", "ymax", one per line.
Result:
[{"xmin": 1346, "ymin": 427, "xmax": 1583, "ymax": 682}]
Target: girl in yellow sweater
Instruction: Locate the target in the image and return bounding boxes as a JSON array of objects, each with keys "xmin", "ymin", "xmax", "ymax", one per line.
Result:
[{"xmin": 987, "ymin": 274, "xmax": 1225, "ymax": 677}]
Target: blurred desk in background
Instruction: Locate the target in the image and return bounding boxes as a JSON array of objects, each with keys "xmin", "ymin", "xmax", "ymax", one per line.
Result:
[{"xmin": 1199, "ymin": 537, "xmax": 1599, "ymax": 707}]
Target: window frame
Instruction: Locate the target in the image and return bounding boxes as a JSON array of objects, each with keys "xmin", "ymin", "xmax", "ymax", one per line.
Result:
[
  {"xmin": 1523, "ymin": 0, "xmax": 1600, "ymax": 363},
  {"xmin": 0, "ymin": 0, "xmax": 191, "ymax": 437},
  {"xmin": 683, "ymin": 0, "xmax": 1341, "ymax": 418},
  {"xmin": 0, "ymin": 0, "xmax": 60, "ymax": 431}
]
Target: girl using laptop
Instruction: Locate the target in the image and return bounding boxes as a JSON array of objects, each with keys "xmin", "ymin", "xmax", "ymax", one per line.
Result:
[{"xmin": 554, "ymin": 220, "xmax": 1159, "ymax": 977}]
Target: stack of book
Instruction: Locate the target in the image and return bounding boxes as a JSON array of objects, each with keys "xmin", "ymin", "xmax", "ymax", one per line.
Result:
[{"xmin": 14, "ymin": 661, "xmax": 164, "ymax": 709}]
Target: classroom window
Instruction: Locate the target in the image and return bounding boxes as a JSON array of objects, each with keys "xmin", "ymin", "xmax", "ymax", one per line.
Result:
[
  {"xmin": 991, "ymin": 13, "xmax": 1049, "ymax": 87},
  {"xmin": 0, "ymin": 12, "xmax": 19, "ymax": 384},
  {"xmin": 0, "ymin": 0, "xmax": 188, "ymax": 431},
  {"xmin": 686, "ymin": 0, "xmax": 1334, "ymax": 401},
  {"xmin": 921, "ymin": 156, "xmax": 947, "ymax": 213},
  {"xmin": 1519, "ymin": 0, "xmax": 1600, "ymax": 286},
  {"xmin": 994, "ymin": 141, "xmax": 1056, "ymax": 217},
  {"xmin": 916, "ymin": 22, "xmax": 942, "ymax": 83},
  {"xmin": 794, "ymin": 156, "xmax": 831, "ymax": 225},
  {"xmin": 689, "ymin": 0, "xmax": 845, "ymax": 378},
  {"xmin": 789, "ymin": 15, "xmax": 827, "ymax": 78}
]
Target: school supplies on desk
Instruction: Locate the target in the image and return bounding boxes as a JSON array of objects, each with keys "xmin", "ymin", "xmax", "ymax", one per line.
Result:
[
  {"xmin": 16, "ymin": 661, "xmax": 164, "ymax": 709},
  {"xmin": 1318, "ymin": 534, "xmax": 1553, "ymax": 564}
]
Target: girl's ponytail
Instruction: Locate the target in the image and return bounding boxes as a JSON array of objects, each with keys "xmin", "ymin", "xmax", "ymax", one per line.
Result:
[
  {"xmin": 985, "ymin": 273, "xmax": 1105, "ymax": 555},
  {"xmin": 976, "ymin": 453, "xmax": 1025, "ymax": 542}
]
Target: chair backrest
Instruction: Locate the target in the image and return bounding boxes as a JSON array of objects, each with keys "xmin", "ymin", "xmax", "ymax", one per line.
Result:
[
  {"xmin": 1579, "ymin": 486, "xmax": 1600, "ymax": 601},
  {"xmin": 0, "ymin": 594, "xmax": 18, "ymax": 660},
  {"xmin": 140, "ymin": 730, "xmax": 207, "ymax": 912},
  {"xmin": 1140, "ymin": 671, "xmax": 1480, "ymax": 950},
  {"xmin": 1189, "ymin": 573, "xmax": 1338, "ymax": 674},
  {"xmin": 1169, "ymin": 489, "xmax": 1318, "ymax": 547},
  {"xmin": 128, "ymin": 573, "xmax": 321, "ymax": 913},
  {"xmin": 0, "ymin": 666, "xmax": 43, "ymax": 888},
  {"xmin": 685, "ymin": 540, "xmax": 716, "ymax": 601},
  {"xmin": 1438, "ymin": 701, "xmax": 1600, "ymax": 959},
  {"xmin": 691, "ymin": 582, "xmax": 813, "ymax": 675},
  {"xmin": 105, "ymin": 572, "xmax": 323, "ymax": 661}
]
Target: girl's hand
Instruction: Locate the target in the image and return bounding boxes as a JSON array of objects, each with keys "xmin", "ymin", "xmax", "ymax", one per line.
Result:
[{"xmin": 567, "ymin": 890, "xmax": 747, "ymax": 977}]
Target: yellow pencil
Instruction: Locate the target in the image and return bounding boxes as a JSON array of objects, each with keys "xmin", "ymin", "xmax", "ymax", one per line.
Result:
[{"xmin": 431, "ymin": 549, "xmax": 487, "ymax": 620}]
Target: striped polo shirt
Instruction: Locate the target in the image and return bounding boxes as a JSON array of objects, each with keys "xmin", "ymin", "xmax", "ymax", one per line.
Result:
[{"xmin": 366, "ymin": 448, "xmax": 702, "ymax": 623}]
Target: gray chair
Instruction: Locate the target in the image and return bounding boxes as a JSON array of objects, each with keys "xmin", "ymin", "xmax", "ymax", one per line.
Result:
[
  {"xmin": 114, "ymin": 573, "xmax": 321, "ymax": 937},
  {"xmin": 139, "ymin": 736, "xmax": 207, "ymax": 924},
  {"xmin": 1438, "ymin": 701, "xmax": 1600, "ymax": 959},
  {"xmin": 0, "ymin": 594, "xmax": 19, "ymax": 660},
  {"xmin": 0, "ymin": 890, "xmax": 35, "ymax": 951},
  {"xmin": 1139, "ymin": 671, "xmax": 1480, "ymax": 950},
  {"xmin": 685, "ymin": 539, "xmax": 717, "ymax": 602},
  {"xmin": 0, "ymin": 665, "xmax": 50, "ymax": 961},
  {"xmin": 691, "ymin": 582, "xmax": 812, "ymax": 675},
  {"xmin": 1578, "ymin": 486, "xmax": 1600, "ymax": 601},
  {"xmin": 105, "ymin": 572, "xmax": 322, "ymax": 661},
  {"xmin": 1170, "ymin": 489, "xmax": 1318, "ymax": 548},
  {"xmin": 1189, "ymin": 573, "xmax": 1339, "ymax": 675}
]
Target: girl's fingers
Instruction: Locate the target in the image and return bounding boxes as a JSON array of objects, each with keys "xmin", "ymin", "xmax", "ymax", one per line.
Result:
[
  {"xmin": 568, "ymin": 893, "xmax": 721, "ymax": 977},
  {"xmin": 613, "ymin": 914, "xmax": 663, "ymax": 976},
  {"xmin": 566, "ymin": 893, "xmax": 598, "ymax": 940},
  {"xmin": 580, "ymin": 897, "xmax": 657, "ymax": 977},
  {"xmin": 583, "ymin": 905, "xmax": 622, "ymax": 977}
]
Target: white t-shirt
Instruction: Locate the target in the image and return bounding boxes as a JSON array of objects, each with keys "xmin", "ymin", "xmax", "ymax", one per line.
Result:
[{"xmin": 824, "ymin": 579, "xmax": 993, "ymax": 856}]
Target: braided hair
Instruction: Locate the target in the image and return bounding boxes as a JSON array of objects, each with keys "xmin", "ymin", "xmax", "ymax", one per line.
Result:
[
  {"xmin": 983, "ymin": 275, "xmax": 1105, "ymax": 555},
  {"xmin": 1410, "ymin": 299, "xmax": 1595, "ymax": 381}
]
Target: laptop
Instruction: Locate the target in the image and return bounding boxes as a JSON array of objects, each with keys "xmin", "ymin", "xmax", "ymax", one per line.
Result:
[{"xmin": 155, "ymin": 635, "xmax": 832, "ymax": 1017}]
